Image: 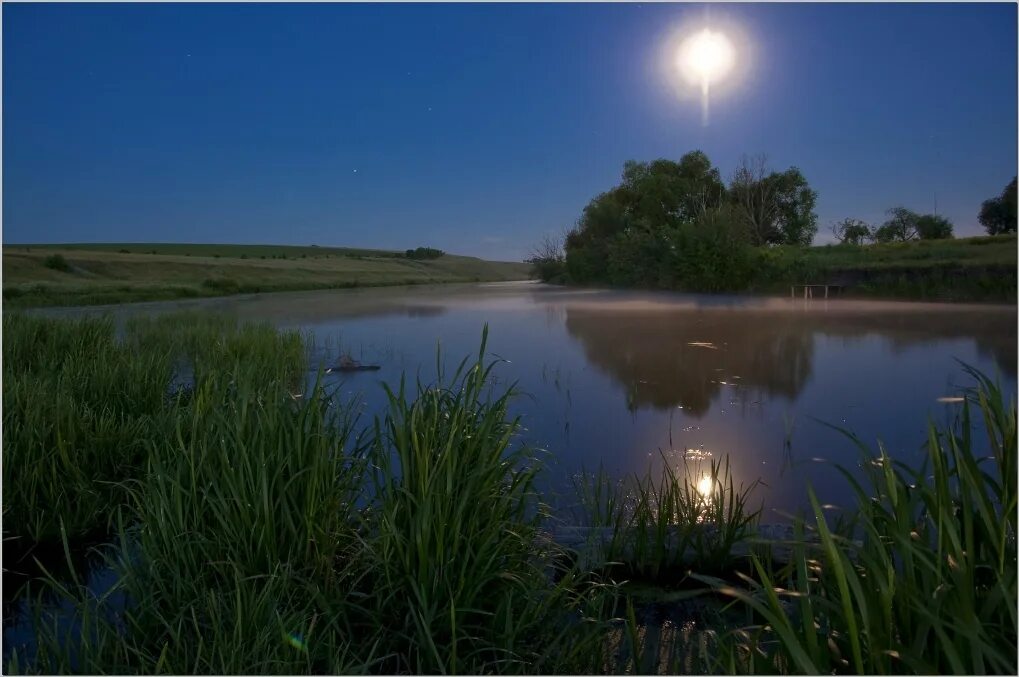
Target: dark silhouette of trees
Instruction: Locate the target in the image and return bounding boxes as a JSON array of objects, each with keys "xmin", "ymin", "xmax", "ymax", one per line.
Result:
[
  {"xmin": 728, "ymin": 155, "xmax": 818, "ymax": 246},
  {"xmin": 831, "ymin": 218, "xmax": 872, "ymax": 245},
  {"xmin": 546, "ymin": 150, "xmax": 819, "ymax": 290},
  {"xmin": 873, "ymin": 207, "xmax": 920, "ymax": 243},
  {"xmin": 915, "ymin": 214, "xmax": 954, "ymax": 240},
  {"xmin": 979, "ymin": 177, "xmax": 1017, "ymax": 235},
  {"xmin": 526, "ymin": 230, "xmax": 568, "ymax": 282}
]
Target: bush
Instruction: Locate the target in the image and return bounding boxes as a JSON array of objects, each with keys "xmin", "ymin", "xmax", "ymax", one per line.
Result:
[
  {"xmin": 405, "ymin": 247, "xmax": 444, "ymax": 260},
  {"xmin": 42, "ymin": 254, "xmax": 71, "ymax": 272}
]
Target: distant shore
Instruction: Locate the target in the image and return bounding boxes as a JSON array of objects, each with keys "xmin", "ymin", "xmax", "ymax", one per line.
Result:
[
  {"xmin": 2, "ymin": 243, "xmax": 531, "ymax": 308},
  {"xmin": 542, "ymin": 235, "xmax": 1018, "ymax": 304}
]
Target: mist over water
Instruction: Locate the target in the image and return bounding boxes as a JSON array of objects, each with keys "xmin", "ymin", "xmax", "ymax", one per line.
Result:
[{"xmin": 40, "ymin": 281, "xmax": 1017, "ymax": 521}]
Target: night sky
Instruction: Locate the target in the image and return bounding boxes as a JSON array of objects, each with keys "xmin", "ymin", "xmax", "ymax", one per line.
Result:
[{"xmin": 3, "ymin": 2, "xmax": 1016, "ymax": 260}]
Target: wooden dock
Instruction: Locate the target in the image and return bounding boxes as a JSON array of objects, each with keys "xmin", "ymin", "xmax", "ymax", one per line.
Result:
[{"xmin": 790, "ymin": 283, "xmax": 844, "ymax": 299}]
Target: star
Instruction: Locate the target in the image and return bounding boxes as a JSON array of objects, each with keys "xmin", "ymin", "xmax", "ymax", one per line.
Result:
[{"xmin": 353, "ymin": 169, "xmax": 358, "ymax": 173}]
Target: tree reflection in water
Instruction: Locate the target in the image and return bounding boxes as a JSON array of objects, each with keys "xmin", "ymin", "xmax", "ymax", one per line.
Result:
[{"xmin": 564, "ymin": 303, "xmax": 1015, "ymax": 417}]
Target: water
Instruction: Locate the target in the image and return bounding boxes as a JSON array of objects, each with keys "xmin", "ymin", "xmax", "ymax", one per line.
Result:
[
  {"xmin": 36, "ymin": 280, "xmax": 1017, "ymax": 520},
  {"xmin": 8, "ymin": 281, "xmax": 1016, "ymax": 664}
]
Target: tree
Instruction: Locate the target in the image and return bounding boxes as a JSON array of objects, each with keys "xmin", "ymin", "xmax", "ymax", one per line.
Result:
[
  {"xmin": 526, "ymin": 229, "xmax": 568, "ymax": 282},
  {"xmin": 727, "ymin": 155, "xmax": 818, "ymax": 246},
  {"xmin": 915, "ymin": 214, "xmax": 954, "ymax": 240},
  {"xmin": 831, "ymin": 218, "xmax": 872, "ymax": 245},
  {"xmin": 618, "ymin": 151, "xmax": 726, "ymax": 228},
  {"xmin": 979, "ymin": 177, "xmax": 1017, "ymax": 235},
  {"xmin": 564, "ymin": 151, "xmax": 728, "ymax": 284},
  {"xmin": 873, "ymin": 207, "xmax": 920, "ymax": 243}
]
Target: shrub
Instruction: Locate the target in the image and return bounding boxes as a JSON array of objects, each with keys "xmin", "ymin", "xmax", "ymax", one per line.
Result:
[
  {"xmin": 405, "ymin": 247, "xmax": 444, "ymax": 260},
  {"xmin": 42, "ymin": 254, "xmax": 71, "ymax": 272}
]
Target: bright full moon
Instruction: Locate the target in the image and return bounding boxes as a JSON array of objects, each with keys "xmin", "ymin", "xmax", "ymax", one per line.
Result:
[
  {"xmin": 677, "ymin": 28, "xmax": 736, "ymax": 125},
  {"xmin": 679, "ymin": 29, "xmax": 735, "ymax": 85}
]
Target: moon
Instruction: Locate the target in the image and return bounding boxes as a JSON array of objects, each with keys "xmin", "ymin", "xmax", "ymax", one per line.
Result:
[
  {"xmin": 678, "ymin": 29, "xmax": 735, "ymax": 86},
  {"xmin": 676, "ymin": 28, "xmax": 736, "ymax": 125}
]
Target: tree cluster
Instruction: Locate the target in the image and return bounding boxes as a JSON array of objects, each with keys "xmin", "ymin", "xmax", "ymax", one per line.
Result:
[
  {"xmin": 831, "ymin": 207, "xmax": 955, "ymax": 245},
  {"xmin": 553, "ymin": 151, "xmax": 818, "ymax": 291}
]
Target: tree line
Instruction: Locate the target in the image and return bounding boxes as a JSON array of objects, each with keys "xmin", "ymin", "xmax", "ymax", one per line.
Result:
[{"xmin": 529, "ymin": 150, "xmax": 1017, "ymax": 290}]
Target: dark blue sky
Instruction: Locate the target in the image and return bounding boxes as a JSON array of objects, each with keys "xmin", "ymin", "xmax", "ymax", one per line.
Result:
[{"xmin": 4, "ymin": 3, "xmax": 1016, "ymax": 260}]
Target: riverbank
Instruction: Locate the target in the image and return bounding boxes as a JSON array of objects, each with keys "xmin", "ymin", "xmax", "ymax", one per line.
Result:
[
  {"xmin": 756, "ymin": 234, "xmax": 1018, "ymax": 301},
  {"xmin": 3, "ymin": 312, "xmax": 1015, "ymax": 674},
  {"xmin": 2, "ymin": 244, "xmax": 530, "ymax": 307},
  {"xmin": 553, "ymin": 234, "xmax": 1017, "ymax": 303}
]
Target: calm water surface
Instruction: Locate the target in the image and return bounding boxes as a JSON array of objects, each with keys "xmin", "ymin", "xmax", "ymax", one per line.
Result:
[{"xmin": 43, "ymin": 281, "xmax": 1018, "ymax": 521}]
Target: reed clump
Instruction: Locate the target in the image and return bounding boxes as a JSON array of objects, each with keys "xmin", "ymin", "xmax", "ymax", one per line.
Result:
[
  {"xmin": 709, "ymin": 367, "xmax": 1017, "ymax": 675},
  {"xmin": 575, "ymin": 456, "xmax": 762, "ymax": 582},
  {"xmin": 2, "ymin": 312, "xmax": 308, "ymax": 545}
]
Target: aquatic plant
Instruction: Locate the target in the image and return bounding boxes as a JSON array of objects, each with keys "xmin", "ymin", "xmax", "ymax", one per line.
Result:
[
  {"xmin": 574, "ymin": 455, "xmax": 762, "ymax": 581},
  {"xmin": 710, "ymin": 366, "xmax": 1017, "ymax": 674}
]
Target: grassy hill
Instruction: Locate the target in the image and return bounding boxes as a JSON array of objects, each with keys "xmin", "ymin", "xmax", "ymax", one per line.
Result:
[{"xmin": 2, "ymin": 244, "xmax": 530, "ymax": 307}]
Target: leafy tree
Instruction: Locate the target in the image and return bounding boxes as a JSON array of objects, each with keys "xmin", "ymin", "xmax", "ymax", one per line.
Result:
[
  {"xmin": 915, "ymin": 214, "xmax": 954, "ymax": 240},
  {"xmin": 831, "ymin": 218, "xmax": 872, "ymax": 245},
  {"xmin": 728, "ymin": 155, "xmax": 818, "ymax": 246},
  {"xmin": 668, "ymin": 205, "xmax": 755, "ymax": 291},
  {"xmin": 873, "ymin": 207, "xmax": 920, "ymax": 243},
  {"xmin": 617, "ymin": 151, "xmax": 726, "ymax": 228},
  {"xmin": 979, "ymin": 177, "xmax": 1017, "ymax": 235},
  {"xmin": 564, "ymin": 151, "xmax": 727, "ymax": 284}
]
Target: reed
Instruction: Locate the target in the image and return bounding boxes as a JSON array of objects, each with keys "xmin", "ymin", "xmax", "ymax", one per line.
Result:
[
  {"xmin": 575, "ymin": 455, "xmax": 761, "ymax": 581},
  {"xmin": 711, "ymin": 366, "xmax": 1017, "ymax": 674}
]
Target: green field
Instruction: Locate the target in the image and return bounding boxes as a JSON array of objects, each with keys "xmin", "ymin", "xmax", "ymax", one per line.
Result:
[
  {"xmin": 783, "ymin": 233, "xmax": 1017, "ymax": 270},
  {"xmin": 2, "ymin": 243, "xmax": 530, "ymax": 307}
]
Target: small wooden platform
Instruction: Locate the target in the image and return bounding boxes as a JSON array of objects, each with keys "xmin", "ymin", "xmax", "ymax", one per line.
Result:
[{"xmin": 790, "ymin": 284, "xmax": 844, "ymax": 299}]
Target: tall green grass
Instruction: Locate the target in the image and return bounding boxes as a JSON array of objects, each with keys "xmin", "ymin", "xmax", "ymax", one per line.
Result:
[
  {"xmin": 575, "ymin": 456, "xmax": 761, "ymax": 581},
  {"xmin": 2, "ymin": 314, "xmax": 174, "ymax": 542},
  {"xmin": 2, "ymin": 312, "xmax": 307, "ymax": 544},
  {"xmin": 18, "ymin": 367, "xmax": 370, "ymax": 674},
  {"xmin": 9, "ymin": 326, "xmax": 622, "ymax": 675},
  {"xmin": 711, "ymin": 366, "xmax": 1017, "ymax": 674},
  {"xmin": 356, "ymin": 330, "xmax": 619, "ymax": 673}
]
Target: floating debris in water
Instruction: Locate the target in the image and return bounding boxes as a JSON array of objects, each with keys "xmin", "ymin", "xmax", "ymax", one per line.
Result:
[
  {"xmin": 937, "ymin": 396, "xmax": 965, "ymax": 403},
  {"xmin": 687, "ymin": 342, "xmax": 718, "ymax": 350},
  {"xmin": 684, "ymin": 448, "xmax": 712, "ymax": 460}
]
